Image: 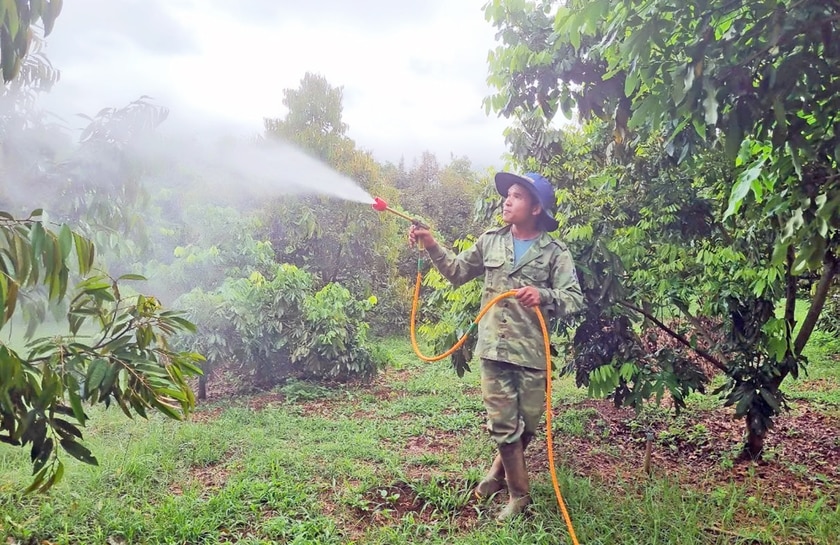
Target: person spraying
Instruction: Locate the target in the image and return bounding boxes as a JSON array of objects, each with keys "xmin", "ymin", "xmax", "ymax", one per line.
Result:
[{"xmin": 409, "ymin": 171, "xmax": 584, "ymax": 522}]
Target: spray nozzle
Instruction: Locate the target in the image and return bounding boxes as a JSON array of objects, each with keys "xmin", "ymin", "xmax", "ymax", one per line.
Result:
[{"xmin": 371, "ymin": 196, "xmax": 429, "ymax": 229}]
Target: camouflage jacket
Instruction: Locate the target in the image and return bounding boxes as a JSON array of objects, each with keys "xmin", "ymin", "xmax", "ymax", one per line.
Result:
[{"xmin": 426, "ymin": 225, "xmax": 584, "ymax": 370}]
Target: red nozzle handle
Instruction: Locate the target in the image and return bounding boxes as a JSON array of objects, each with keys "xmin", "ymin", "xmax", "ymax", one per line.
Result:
[{"xmin": 372, "ymin": 197, "xmax": 388, "ymax": 211}]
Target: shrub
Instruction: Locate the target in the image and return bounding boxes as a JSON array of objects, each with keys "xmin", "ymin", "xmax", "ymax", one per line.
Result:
[
  {"xmin": 293, "ymin": 283, "xmax": 384, "ymax": 381},
  {"xmin": 177, "ymin": 263, "xmax": 387, "ymax": 394}
]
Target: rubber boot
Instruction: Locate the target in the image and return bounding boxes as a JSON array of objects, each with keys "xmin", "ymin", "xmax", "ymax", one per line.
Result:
[
  {"xmin": 474, "ymin": 454, "xmax": 505, "ymax": 500},
  {"xmin": 496, "ymin": 440, "xmax": 531, "ymax": 522},
  {"xmin": 520, "ymin": 432, "xmax": 534, "ymax": 452},
  {"xmin": 474, "ymin": 433, "xmax": 534, "ymax": 501}
]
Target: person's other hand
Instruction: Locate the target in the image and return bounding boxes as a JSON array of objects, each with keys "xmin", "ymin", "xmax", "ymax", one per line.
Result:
[{"xmin": 515, "ymin": 286, "xmax": 541, "ymax": 307}]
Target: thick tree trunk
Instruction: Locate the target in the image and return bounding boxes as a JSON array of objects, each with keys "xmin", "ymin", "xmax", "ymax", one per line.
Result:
[
  {"xmin": 740, "ymin": 409, "xmax": 767, "ymax": 460},
  {"xmin": 743, "ymin": 413, "xmax": 766, "ymax": 460}
]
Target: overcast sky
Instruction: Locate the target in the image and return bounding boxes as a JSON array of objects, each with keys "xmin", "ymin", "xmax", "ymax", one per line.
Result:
[{"xmin": 36, "ymin": 0, "xmax": 512, "ymax": 170}]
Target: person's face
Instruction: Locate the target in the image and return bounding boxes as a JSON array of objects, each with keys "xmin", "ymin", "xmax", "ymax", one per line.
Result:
[{"xmin": 502, "ymin": 183, "xmax": 541, "ymax": 226}]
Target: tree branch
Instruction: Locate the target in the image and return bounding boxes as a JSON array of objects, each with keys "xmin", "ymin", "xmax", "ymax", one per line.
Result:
[
  {"xmin": 784, "ymin": 245, "xmax": 797, "ymax": 348},
  {"xmin": 619, "ymin": 300, "xmax": 729, "ymax": 372},
  {"xmin": 673, "ymin": 299, "xmax": 716, "ymax": 343},
  {"xmin": 794, "ymin": 249, "xmax": 839, "ymax": 355}
]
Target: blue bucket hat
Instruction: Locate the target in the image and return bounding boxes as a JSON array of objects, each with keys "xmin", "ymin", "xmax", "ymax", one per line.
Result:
[{"xmin": 494, "ymin": 171, "xmax": 559, "ymax": 232}]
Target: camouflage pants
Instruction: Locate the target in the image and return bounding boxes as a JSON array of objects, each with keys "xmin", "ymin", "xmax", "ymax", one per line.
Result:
[{"xmin": 480, "ymin": 358, "xmax": 546, "ymax": 445}]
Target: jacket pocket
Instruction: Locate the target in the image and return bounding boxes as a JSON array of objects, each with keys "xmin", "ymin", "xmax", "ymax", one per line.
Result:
[
  {"xmin": 484, "ymin": 256, "xmax": 506, "ymax": 290},
  {"xmin": 520, "ymin": 260, "xmax": 549, "ymax": 285}
]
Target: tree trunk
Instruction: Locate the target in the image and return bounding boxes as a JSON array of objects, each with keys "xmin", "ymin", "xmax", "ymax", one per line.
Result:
[
  {"xmin": 784, "ymin": 246, "xmax": 797, "ymax": 338},
  {"xmin": 742, "ymin": 251, "xmax": 838, "ymax": 460},
  {"xmin": 794, "ymin": 251, "xmax": 838, "ymax": 355},
  {"xmin": 197, "ymin": 373, "xmax": 207, "ymax": 401},
  {"xmin": 742, "ymin": 407, "xmax": 767, "ymax": 460}
]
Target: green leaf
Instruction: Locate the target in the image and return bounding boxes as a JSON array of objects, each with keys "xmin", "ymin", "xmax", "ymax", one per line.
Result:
[
  {"xmin": 39, "ymin": 459, "xmax": 65, "ymax": 492},
  {"xmin": 32, "ymin": 437, "xmax": 53, "ymax": 474},
  {"xmin": 735, "ymin": 391, "xmax": 752, "ymax": 416},
  {"xmin": 724, "ymin": 160, "xmax": 765, "ymax": 218},
  {"xmin": 51, "ymin": 418, "xmax": 83, "ymax": 440},
  {"xmin": 24, "ymin": 466, "xmax": 48, "ymax": 494},
  {"xmin": 772, "ymin": 96, "xmax": 786, "ymax": 130},
  {"xmin": 570, "ymin": 26, "xmax": 581, "ymax": 50},
  {"xmin": 624, "ymin": 70, "xmax": 639, "ymax": 96},
  {"xmin": 758, "ymin": 388, "xmax": 781, "ymax": 413},
  {"xmin": 167, "ymin": 316, "xmax": 197, "ymax": 333},
  {"xmin": 692, "ymin": 117, "xmax": 706, "ymax": 140},
  {"xmin": 73, "ymin": 233, "xmax": 92, "ymax": 275},
  {"xmin": 724, "ymin": 114, "xmax": 742, "ymax": 161},
  {"xmin": 787, "ymin": 143, "xmax": 802, "ymax": 180},
  {"xmin": 59, "ymin": 438, "xmax": 98, "ymax": 465},
  {"xmin": 671, "ymin": 65, "xmax": 688, "ymax": 105},
  {"xmin": 58, "ymin": 224, "xmax": 72, "ymax": 260},
  {"xmin": 150, "ymin": 398, "xmax": 183, "ymax": 420},
  {"xmin": 68, "ymin": 386, "xmax": 87, "ymax": 426},
  {"xmin": 767, "ymin": 337, "xmax": 788, "ymax": 362},
  {"xmin": 117, "ymin": 273, "xmax": 146, "ymax": 281},
  {"xmin": 84, "ymin": 359, "xmax": 108, "ymax": 397},
  {"xmin": 29, "ymin": 222, "xmax": 45, "ymax": 272},
  {"xmin": 0, "ymin": 275, "xmax": 6, "ymax": 329},
  {"xmin": 6, "ymin": 0, "xmax": 19, "ymax": 41}
]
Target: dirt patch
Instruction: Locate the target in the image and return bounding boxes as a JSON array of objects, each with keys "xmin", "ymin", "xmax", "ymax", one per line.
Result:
[
  {"xmin": 533, "ymin": 399, "xmax": 840, "ymax": 506},
  {"xmin": 401, "ymin": 431, "xmax": 464, "ymax": 457},
  {"xmin": 196, "ymin": 364, "xmax": 416, "ymax": 415},
  {"xmin": 189, "ymin": 462, "xmax": 231, "ymax": 494},
  {"xmin": 350, "ymin": 479, "xmax": 481, "ymax": 533},
  {"xmin": 794, "ymin": 378, "xmax": 838, "ymax": 393},
  {"xmin": 169, "ymin": 459, "xmax": 231, "ymax": 497},
  {"xmin": 189, "ymin": 406, "xmax": 224, "ymax": 423},
  {"xmin": 245, "ymin": 392, "xmax": 286, "ymax": 412}
]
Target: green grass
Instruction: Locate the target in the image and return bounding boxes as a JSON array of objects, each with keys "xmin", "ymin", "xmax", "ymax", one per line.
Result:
[{"xmin": 1, "ymin": 336, "xmax": 838, "ymax": 544}]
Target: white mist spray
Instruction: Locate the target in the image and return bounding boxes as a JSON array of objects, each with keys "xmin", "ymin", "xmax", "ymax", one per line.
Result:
[{"xmin": 129, "ymin": 128, "xmax": 376, "ymax": 205}]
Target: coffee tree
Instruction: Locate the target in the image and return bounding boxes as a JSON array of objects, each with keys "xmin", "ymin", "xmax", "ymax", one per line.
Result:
[{"xmin": 177, "ymin": 264, "xmax": 386, "ymax": 390}]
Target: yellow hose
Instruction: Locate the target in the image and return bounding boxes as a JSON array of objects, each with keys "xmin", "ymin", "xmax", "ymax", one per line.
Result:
[{"xmin": 409, "ymin": 270, "xmax": 581, "ymax": 545}]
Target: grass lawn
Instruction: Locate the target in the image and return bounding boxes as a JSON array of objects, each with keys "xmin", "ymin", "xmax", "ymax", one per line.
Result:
[{"xmin": 1, "ymin": 336, "xmax": 838, "ymax": 544}]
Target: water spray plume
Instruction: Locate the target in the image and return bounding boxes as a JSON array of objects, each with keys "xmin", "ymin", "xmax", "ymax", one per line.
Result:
[{"xmin": 370, "ymin": 196, "xmax": 428, "ymax": 229}]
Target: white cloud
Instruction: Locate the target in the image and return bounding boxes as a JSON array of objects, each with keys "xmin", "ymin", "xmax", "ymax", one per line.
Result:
[{"xmin": 35, "ymin": 0, "xmax": 510, "ymax": 169}]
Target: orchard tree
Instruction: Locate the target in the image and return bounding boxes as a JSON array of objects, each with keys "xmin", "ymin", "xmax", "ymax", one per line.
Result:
[
  {"xmin": 1, "ymin": 1, "xmax": 202, "ymax": 492},
  {"xmin": 484, "ymin": 0, "xmax": 839, "ymax": 458},
  {"xmin": 398, "ymin": 152, "xmax": 486, "ymax": 244},
  {"xmin": 264, "ymin": 72, "xmax": 348, "ymax": 161}
]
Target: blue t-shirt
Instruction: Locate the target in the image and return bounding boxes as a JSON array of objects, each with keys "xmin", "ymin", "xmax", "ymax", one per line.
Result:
[{"xmin": 513, "ymin": 236, "xmax": 537, "ymax": 265}]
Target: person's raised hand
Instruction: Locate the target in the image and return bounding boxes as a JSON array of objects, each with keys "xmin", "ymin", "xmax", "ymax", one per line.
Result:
[{"xmin": 409, "ymin": 224, "xmax": 436, "ymax": 249}]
